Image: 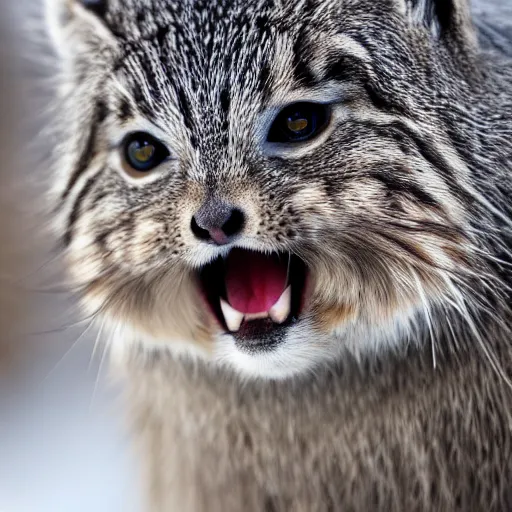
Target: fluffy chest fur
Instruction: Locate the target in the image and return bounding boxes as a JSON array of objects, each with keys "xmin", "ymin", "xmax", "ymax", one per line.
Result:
[{"xmin": 126, "ymin": 344, "xmax": 512, "ymax": 511}]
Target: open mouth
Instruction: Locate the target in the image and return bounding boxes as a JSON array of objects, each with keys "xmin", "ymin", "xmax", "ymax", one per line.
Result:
[{"xmin": 199, "ymin": 249, "xmax": 308, "ymax": 344}]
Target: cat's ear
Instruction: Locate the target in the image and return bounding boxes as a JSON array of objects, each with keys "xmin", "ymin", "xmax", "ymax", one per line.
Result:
[
  {"xmin": 45, "ymin": 0, "xmax": 116, "ymax": 60},
  {"xmin": 396, "ymin": 0, "xmax": 476, "ymax": 47}
]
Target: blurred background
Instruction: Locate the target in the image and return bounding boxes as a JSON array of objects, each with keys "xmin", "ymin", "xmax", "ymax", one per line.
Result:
[{"xmin": 0, "ymin": 1, "xmax": 140, "ymax": 511}]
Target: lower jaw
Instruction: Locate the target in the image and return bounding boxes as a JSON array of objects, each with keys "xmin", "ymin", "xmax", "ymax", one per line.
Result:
[{"xmin": 231, "ymin": 317, "xmax": 296, "ymax": 351}]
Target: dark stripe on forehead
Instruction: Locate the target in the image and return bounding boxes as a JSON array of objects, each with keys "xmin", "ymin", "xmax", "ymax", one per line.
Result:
[
  {"xmin": 257, "ymin": 63, "xmax": 273, "ymax": 104},
  {"xmin": 220, "ymin": 88, "xmax": 231, "ymax": 116},
  {"xmin": 64, "ymin": 173, "xmax": 101, "ymax": 247},
  {"xmin": 131, "ymin": 82, "xmax": 145, "ymax": 106},
  {"xmin": 364, "ymin": 85, "xmax": 409, "ymax": 116},
  {"xmin": 155, "ymin": 25, "xmax": 170, "ymax": 47},
  {"xmin": 219, "ymin": 87, "xmax": 231, "ymax": 136},
  {"xmin": 292, "ymin": 31, "xmax": 316, "ymax": 87},
  {"xmin": 62, "ymin": 100, "xmax": 108, "ymax": 201},
  {"xmin": 176, "ymin": 85, "xmax": 198, "ymax": 148},
  {"xmin": 317, "ymin": 49, "xmax": 409, "ymax": 116},
  {"xmin": 323, "ymin": 54, "xmax": 369, "ymax": 83},
  {"xmin": 118, "ymin": 98, "xmax": 134, "ymax": 122}
]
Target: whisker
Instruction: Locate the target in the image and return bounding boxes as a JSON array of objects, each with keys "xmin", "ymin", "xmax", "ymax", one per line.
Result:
[
  {"xmin": 88, "ymin": 315, "xmax": 107, "ymax": 373},
  {"xmin": 89, "ymin": 328, "xmax": 111, "ymax": 413},
  {"xmin": 411, "ymin": 267, "xmax": 437, "ymax": 370},
  {"xmin": 40, "ymin": 314, "xmax": 98, "ymax": 384},
  {"xmin": 27, "ymin": 312, "xmax": 100, "ymax": 337},
  {"xmin": 441, "ymin": 275, "xmax": 512, "ymax": 392}
]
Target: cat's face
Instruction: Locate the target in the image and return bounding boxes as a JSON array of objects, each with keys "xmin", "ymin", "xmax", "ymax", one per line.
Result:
[{"xmin": 47, "ymin": 0, "xmax": 479, "ymax": 378}]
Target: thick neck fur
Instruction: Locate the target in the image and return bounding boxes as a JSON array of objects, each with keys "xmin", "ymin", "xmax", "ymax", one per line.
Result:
[{"xmin": 124, "ymin": 335, "xmax": 512, "ymax": 511}]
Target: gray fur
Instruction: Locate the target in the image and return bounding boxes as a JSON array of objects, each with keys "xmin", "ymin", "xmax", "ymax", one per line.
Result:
[{"xmin": 45, "ymin": 0, "xmax": 512, "ymax": 509}]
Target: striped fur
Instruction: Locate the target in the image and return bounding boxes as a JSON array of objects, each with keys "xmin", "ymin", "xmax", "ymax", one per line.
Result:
[{"xmin": 45, "ymin": 0, "xmax": 512, "ymax": 510}]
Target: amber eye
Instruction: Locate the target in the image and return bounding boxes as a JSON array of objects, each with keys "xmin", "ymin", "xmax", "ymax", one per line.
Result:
[
  {"xmin": 122, "ymin": 132, "xmax": 170, "ymax": 172},
  {"xmin": 267, "ymin": 102, "xmax": 331, "ymax": 143}
]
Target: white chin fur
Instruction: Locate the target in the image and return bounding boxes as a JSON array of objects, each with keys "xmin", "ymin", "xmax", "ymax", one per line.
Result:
[
  {"xmin": 111, "ymin": 306, "xmax": 423, "ymax": 380},
  {"xmin": 211, "ymin": 307, "xmax": 422, "ymax": 380},
  {"xmin": 213, "ymin": 323, "xmax": 335, "ymax": 380}
]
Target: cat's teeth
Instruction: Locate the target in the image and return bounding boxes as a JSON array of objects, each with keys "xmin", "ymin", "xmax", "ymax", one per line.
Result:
[
  {"xmin": 245, "ymin": 312, "xmax": 269, "ymax": 321},
  {"xmin": 220, "ymin": 287, "xmax": 292, "ymax": 331},
  {"xmin": 269, "ymin": 285, "xmax": 292, "ymax": 324},
  {"xmin": 220, "ymin": 299, "xmax": 244, "ymax": 332}
]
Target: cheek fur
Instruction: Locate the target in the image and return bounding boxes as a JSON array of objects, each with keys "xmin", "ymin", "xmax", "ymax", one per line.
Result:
[
  {"xmin": 304, "ymin": 224, "xmax": 463, "ymax": 337},
  {"xmin": 84, "ymin": 267, "xmax": 219, "ymax": 348},
  {"xmin": 66, "ymin": 211, "xmax": 219, "ymax": 348},
  {"xmin": 307, "ymin": 257, "xmax": 400, "ymax": 334},
  {"xmin": 314, "ymin": 303, "xmax": 357, "ymax": 333}
]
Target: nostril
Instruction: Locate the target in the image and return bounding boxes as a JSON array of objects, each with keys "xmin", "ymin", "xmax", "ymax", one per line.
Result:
[
  {"xmin": 221, "ymin": 208, "xmax": 245, "ymax": 238},
  {"xmin": 191, "ymin": 216, "xmax": 212, "ymax": 241},
  {"xmin": 191, "ymin": 201, "xmax": 246, "ymax": 244}
]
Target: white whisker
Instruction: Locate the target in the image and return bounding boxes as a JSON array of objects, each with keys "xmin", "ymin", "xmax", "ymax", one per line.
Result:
[
  {"xmin": 441, "ymin": 275, "xmax": 512, "ymax": 392},
  {"xmin": 411, "ymin": 267, "xmax": 436, "ymax": 369},
  {"xmin": 89, "ymin": 329, "xmax": 112, "ymax": 413},
  {"xmin": 41, "ymin": 314, "xmax": 98, "ymax": 384},
  {"xmin": 88, "ymin": 315, "xmax": 107, "ymax": 373}
]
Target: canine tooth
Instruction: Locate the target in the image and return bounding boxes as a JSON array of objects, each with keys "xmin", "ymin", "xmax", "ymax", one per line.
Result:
[
  {"xmin": 269, "ymin": 285, "xmax": 292, "ymax": 324},
  {"xmin": 220, "ymin": 299, "xmax": 244, "ymax": 332}
]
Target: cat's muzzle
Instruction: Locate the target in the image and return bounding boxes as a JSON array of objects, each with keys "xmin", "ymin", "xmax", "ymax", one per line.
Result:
[{"xmin": 198, "ymin": 249, "xmax": 308, "ymax": 349}]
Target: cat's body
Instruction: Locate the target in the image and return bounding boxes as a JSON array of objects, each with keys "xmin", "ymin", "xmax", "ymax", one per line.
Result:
[
  {"xmin": 45, "ymin": 0, "xmax": 512, "ymax": 509},
  {"xmin": 127, "ymin": 342, "xmax": 512, "ymax": 511}
]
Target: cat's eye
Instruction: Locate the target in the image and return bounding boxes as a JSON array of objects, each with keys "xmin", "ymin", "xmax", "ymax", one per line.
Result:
[
  {"xmin": 122, "ymin": 132, "xmax": 170, "ymax": 173},
  {"xmin": 267, "ymin": 102, "xmax": 331, "ymax": 144}
]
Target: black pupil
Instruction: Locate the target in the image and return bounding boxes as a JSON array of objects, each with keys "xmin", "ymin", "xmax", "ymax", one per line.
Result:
[
  {"xmin": 268, "ymin": 103, "xmax": 328, "ymax": 143},
  {"xmin": 286, "ymin": 111, "xmax": 315, "ymax": 137},
  {"xmin": 130, "ymin": 141, "xmax": 155, "ymax": 163},
  {"xmin": 124, "ymin": 133, "xmax": 169, "ymax": 172}
]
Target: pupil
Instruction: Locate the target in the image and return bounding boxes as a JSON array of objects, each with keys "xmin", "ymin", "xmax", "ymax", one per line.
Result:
[
  {"xmin": 131, "ymin": 142, "xmax": 154, "ymax": 163},
  {"xmin": 287, "ymin": 116, "xmax": 309, "ymax": 133},
  {"xmin": 266, "ymin": 102, "xmax": 329, "ymax": 144}
]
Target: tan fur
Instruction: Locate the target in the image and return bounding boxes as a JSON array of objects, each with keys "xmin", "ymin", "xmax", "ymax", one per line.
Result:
[
  {"xmin": 85, "ymin": 270, "xmax": 217, "ymax": 347},
  {"xmin": 315, "ymin": 302, "xmax": 356, "ymax": 332}
]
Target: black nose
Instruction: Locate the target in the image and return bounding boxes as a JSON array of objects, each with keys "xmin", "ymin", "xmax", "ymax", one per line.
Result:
[{"xmin": 191, "ymin": 200, "xmax": 245, "ymax": 245}]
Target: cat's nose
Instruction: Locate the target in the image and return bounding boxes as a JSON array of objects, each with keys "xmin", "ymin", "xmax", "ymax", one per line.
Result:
[{"xmin": 191, "ymin": 199, "xmax": 245, "ymax": 245}]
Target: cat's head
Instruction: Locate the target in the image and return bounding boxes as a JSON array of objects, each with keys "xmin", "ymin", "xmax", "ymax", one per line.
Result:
[{"xmin": 45, "ymin": 0, "xmax": 487, "ymax": 379}]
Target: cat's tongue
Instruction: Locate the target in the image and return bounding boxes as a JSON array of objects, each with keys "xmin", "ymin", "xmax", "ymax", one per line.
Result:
[{"xmin": 225, "ymin": 249, "xmax": 288, "ymax": 314}]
